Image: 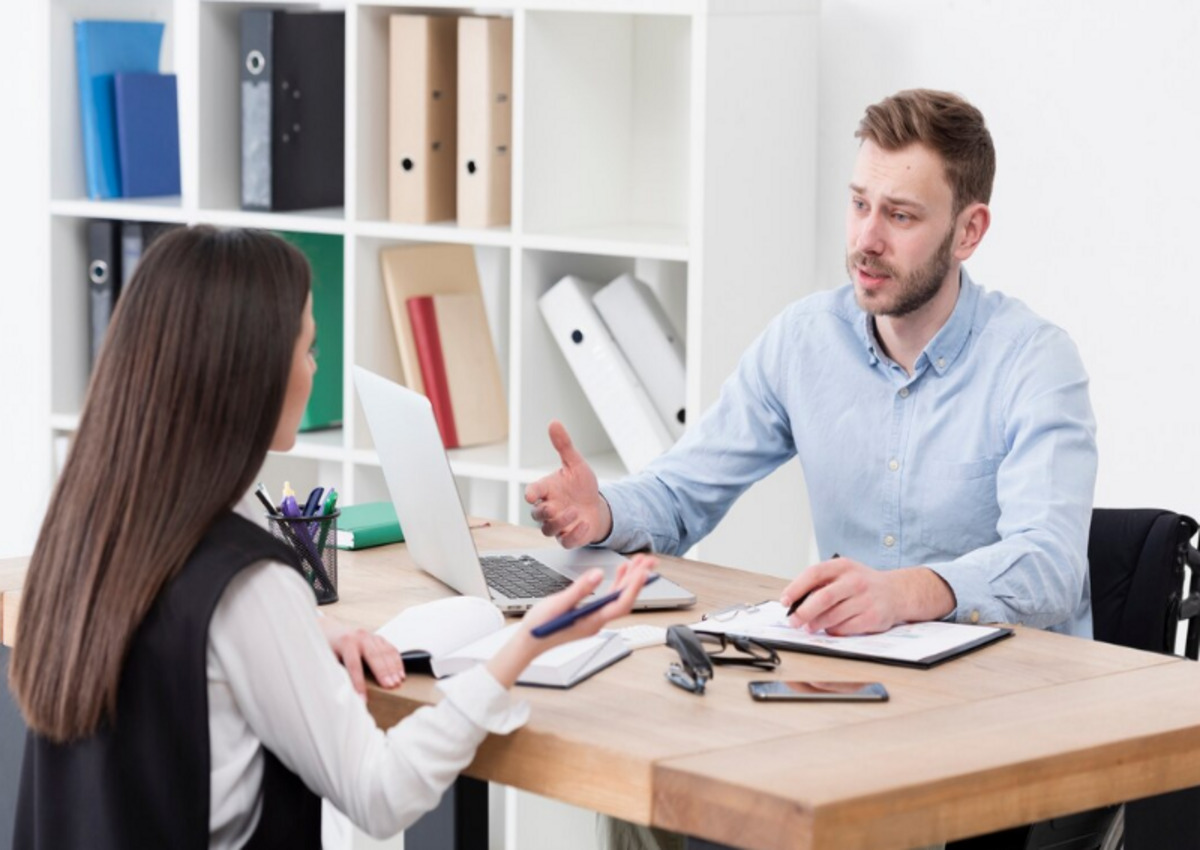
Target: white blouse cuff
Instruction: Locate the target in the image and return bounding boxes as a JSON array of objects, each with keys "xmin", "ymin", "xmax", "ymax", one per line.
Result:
[{"xmin": 436, "ymin": 666, "xmax": 531, "ymax": 735}]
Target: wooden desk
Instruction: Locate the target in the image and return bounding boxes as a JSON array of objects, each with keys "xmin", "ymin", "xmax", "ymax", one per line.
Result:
[{"xmin": 6, "ymin": 527, "xmax": 1200, "ymax": 850}]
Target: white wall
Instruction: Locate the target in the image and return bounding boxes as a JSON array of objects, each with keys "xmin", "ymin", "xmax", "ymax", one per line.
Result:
[
  {"xmin": 817, "ymin": 0, "xmax": 1200, "ymax": 517},
  {"xmin": 0, "ymin": 2, "xmax": 50, "ymax": 559}
]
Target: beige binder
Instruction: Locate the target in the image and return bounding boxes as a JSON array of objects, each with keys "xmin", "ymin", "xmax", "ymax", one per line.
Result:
[
  {"xmin": 378, "ymin": 243, "xmax": 483, "ymax": 397},
  {"xmin": 457, "ymin": 16, "xmax": 512, "ymax": 229},
  {"xmin": 388, "ymin": 15, "xmax": 458, "ymax": 223}
]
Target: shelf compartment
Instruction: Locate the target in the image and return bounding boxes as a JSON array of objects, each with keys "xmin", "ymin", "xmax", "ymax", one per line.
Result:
[
  {"xmin": 517, "ymin": 247, "xmax": 687, "ymax": 475},
  {"xmin": 50, "ymin": 0, "xmax": 178, "ymax": 204},
  {"xmin": 522, "ymin": 11, "xmax": 690, "ymax": 244},
  {"xmin": 197, "ymin": 1, "xmax": 348, "ymax": 219},
  {"xmin": 350, "ymin": 236, "xmax": 512, "ymax": 455},
  {"xmin": 354, "ymin": 5, "xmax": 517, "ymax": 232}
]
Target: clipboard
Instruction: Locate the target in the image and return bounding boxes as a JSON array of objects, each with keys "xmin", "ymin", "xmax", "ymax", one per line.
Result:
[{"xmin": 691, "ymin": 601, "xmax": 1014, "ymax": 669}]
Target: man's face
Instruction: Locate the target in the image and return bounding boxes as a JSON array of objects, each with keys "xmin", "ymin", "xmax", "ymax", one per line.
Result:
[{"xmin": 845, "ymin": 140, "xmax": 959, "ymax": 318}]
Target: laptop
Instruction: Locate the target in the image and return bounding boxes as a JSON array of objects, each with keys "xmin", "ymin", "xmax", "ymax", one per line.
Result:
[{"xmin": 353, "ymin": 366, "xmax": 696, "ymax": 614}]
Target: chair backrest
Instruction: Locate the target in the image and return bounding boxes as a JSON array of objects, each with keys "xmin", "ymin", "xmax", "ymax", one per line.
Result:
[{"xmin": 1087, "ymin": 507, "xmax": 1198, "ymax": 656}]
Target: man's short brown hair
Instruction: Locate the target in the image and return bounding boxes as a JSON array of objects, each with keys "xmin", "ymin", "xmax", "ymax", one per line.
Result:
[{"xmin": 856, "ymin": 89, "xmax": 995, "ymax": 215}]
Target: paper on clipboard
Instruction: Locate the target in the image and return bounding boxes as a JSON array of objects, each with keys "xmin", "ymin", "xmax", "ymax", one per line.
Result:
[{"xmin": 691, "ymin": 601, "xmax": 1012, "ymax": 668}]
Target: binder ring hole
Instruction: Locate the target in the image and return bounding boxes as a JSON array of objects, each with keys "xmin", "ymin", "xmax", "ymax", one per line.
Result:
[
  {"xmin": 570, "ymin": 330, "xmax": 583, "ymax": 344},
  {"xmin": 402, "ymin": 158, "xmax": 414, "ymax": 171},
  {"xmin": 466, "ymin": 160, "xmax": 477, "ymax": 175},
  {"xmin": 88, "ymin": 260, "xmax": 109, "ymax": 285},
  {"xmin": 246, "ymin": 50, "xmax": 265, "ymax": 75}
]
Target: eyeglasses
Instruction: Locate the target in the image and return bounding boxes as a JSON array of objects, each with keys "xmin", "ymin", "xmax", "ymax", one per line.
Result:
[{"xmin": 664, "ymin": 625, "xmax": 781, "ymax": 696}]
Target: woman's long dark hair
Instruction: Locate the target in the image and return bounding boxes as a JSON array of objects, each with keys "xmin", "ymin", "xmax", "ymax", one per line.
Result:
[{"xmin": 9, "ymin": 226, "xmax": 311, "ymax": 742}]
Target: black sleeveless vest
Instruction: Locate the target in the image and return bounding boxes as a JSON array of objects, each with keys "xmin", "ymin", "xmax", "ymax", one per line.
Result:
[{"xmin": 14, "ymin": 512, "xmax": 322, "ymax": 849}]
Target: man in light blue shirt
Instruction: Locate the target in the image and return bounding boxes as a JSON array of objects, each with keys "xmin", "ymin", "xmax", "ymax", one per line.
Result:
[{"xmin": 527, "ymin": 89, "xmax": 1098, "ymax": 641}]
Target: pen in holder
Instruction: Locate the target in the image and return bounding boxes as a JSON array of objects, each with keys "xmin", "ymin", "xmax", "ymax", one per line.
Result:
[{"xmin": 267, "ymin": 509, "xmax": 340, "ymax": 605}]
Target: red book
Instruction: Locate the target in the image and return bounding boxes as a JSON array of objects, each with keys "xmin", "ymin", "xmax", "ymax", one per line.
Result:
[{"xmin": 405, "ymin": 293, "xmax": 507, "ymax": 449}]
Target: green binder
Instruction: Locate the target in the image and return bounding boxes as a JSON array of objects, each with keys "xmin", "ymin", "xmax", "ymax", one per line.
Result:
[
  {"xmin": 335, "ymin": 502, "xmax": 405, "ymax": 550},
  {"xmin": 278, "ymin": 231, "xmax": 343, "ymax": 431}
]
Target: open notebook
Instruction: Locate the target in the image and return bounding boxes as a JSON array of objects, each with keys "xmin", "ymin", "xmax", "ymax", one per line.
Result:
[
  {"xmin": 692, "ymin": 601, "xmax": 1013, "ymax": 669},
  {"xmin": 377, "ymin": 596, "xmax": 630, "ymax": 688}
]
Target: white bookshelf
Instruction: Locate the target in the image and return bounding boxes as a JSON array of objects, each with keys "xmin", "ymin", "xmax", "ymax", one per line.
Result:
[{"xmin": 44, "ymin": 0, "xmax": 817, "ymax": 840}]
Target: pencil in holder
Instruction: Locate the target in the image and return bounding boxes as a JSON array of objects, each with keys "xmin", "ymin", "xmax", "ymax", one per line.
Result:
[{"xmin": 267, "ymin": 509, "xmax": 340, "ymax": 605}]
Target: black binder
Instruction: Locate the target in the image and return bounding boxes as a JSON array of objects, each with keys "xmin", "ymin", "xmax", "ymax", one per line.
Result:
[
  {"xmin": 240, "ymin": 10, "xmax": 345, "ymax": 212},
  {"xmin": 120, "ymin": 221, "xmax": 180, "ymax": 290},
  {"xmin": 87, "ymin": 220, "xmax": 121, "ymax": 370}
]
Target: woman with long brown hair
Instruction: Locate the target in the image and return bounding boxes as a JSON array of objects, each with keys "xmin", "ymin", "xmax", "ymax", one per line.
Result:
[{"xmin": 9, "ymin": 226, "xmax": 650, "ymax": 848}]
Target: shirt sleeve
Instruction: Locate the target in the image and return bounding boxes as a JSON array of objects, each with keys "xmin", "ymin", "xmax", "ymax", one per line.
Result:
[
  {"xmin": 598, "ymin": 311, "xmax": 798, "ymax": 555},
  {"xmin": 925, "ymin": 325, "xmax": 1098, "ymax": 632},
  {"xmin": 208, "ymin": 561, "xmax": 530, "ymax": 839}
]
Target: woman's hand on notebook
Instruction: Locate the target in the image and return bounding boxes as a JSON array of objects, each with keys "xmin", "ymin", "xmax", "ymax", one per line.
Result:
[
  {"xmin": 320, "ymin": 615, "xmax": 407, "ymax": 698},
  {"xmin": 524, "ymin": 421, "xmax": 613, "ymax": 548},
  {"xmin": 486, "ymin": 554, "xmax": 655, "ymax": 688}
]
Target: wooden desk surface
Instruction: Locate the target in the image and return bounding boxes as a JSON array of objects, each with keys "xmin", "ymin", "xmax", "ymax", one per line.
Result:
[{"xmin": 6, "ymin": 527, "xmax": 1200, "ymax": 850}]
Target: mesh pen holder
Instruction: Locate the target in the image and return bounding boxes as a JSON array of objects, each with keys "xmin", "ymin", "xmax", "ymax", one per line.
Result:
[{"xmin": 267, "ymin": 510, "xmax": 340, "ymax": 605}]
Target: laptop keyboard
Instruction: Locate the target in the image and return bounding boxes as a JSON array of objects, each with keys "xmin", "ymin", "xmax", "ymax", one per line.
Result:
[{"xmin": 480, "ymin": 554, "xmax": 573, "ymax": 600}]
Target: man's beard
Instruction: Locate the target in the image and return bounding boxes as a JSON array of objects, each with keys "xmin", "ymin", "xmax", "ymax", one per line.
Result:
[{"xmin": 847, "ymin": 224, "xmax": 956, "ymax": 318}]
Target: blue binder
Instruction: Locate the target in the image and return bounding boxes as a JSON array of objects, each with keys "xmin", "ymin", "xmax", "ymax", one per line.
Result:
[
  {"xmin": 114, "ymin": 73, "xmax": 181, "ymax": 197},
  {"xmin": 74, "ymin": 20, "xmax": 164, "ymax": 199}
]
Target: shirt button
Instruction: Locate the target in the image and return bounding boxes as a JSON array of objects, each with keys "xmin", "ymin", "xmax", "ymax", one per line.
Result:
[
  {"xmin": 888, "ymin": 459, "xmax": 900, "ymax": 471},
  {"xmin": 970, "ymin": 610, "xmax": 981, "ymax": 624},
  {"xmin": 936, "ymin": 357, "xmax": 946, "ymax": 369},
  {"xmin": 883, "ymin": 534, "xmax": 896, "ymax": 548},
  {"xmin": 898, "ymin": 387, "xmax": 910, "ymax": 398}
]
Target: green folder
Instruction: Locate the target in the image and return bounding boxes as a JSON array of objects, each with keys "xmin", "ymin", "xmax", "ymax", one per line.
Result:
[
  {"xmin": 278, "ymin": 231, "xmax": 343, "ymax": 431},
  {"xmin": 335, "ymin": 502, "xmax": 405, "ymax": 550}
]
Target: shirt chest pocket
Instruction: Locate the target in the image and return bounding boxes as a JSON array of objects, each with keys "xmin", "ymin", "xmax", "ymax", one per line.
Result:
[{"xmin": 915, "ymin": 456, "xmax": 1003, "ymax": 559}]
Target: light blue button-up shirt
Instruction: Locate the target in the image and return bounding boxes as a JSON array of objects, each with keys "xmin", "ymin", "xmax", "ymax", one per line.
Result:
[{"xmin": 600, "ymin": 271, "xmax": 1098, "ymax": 637}]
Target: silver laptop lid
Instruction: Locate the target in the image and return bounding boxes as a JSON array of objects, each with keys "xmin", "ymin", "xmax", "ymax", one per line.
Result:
[{"xmin": 353, "ymin": 366, "xmax": 490, "ymax": 600}]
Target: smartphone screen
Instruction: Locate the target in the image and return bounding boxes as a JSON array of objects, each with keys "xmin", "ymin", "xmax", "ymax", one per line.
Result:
[{"xmin": 748, "ymin": 680, "xmax": 889, "ymax": 702}]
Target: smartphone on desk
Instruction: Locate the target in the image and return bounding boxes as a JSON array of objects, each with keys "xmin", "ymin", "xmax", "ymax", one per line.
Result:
[{"xmin": 748, "ymin": 680, "xmax": 889, "ymax": 702}]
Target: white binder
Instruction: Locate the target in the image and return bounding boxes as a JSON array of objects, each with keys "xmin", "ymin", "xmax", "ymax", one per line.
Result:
[
  {"xmin": 593, "ymin": 273, "xmax": 686, "ymax": 439},
  {"xmin": 539, "ymin": 276, "xmax": 674, "ymax": 473}
]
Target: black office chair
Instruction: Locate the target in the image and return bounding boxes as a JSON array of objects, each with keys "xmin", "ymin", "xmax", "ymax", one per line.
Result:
[{"xmin": 948, "ymin": 508, "xmax": 1200, "ymax": 850}]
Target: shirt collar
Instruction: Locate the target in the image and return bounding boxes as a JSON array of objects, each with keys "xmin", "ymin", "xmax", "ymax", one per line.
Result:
[
  {"xmin": 856, "ymin": 267, "xmax": 980, "ymax": 375},
  {"xmin": 922, "ymin": 268, "xmax": 979, "ymax": 375}
]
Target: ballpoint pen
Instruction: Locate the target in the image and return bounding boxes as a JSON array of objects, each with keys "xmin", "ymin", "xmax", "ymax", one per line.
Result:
[
  {"xmin": 303, "ymin": 486, "xmax": 325, "ymax": 539},
  {"xmin": 787, "ymin": 553, "xmax": 841, "ymax": 618},
  {"xmin": 253, "ymin": 483, "xmax": 277, "ymax": 516},
  {"xmin": 302, "ymin": 486, "xmax": 324, "ymax": 517},
  {"xmin": 315, "ymin": 488, "xmax": 339, "ymax": 551},
  {"xmin": 531, "ymin": 574, "xmax": 661, "ymax": 638}
]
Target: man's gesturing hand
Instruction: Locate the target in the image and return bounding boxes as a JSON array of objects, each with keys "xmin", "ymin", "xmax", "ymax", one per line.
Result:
[{"xmin": 524, "ymin": 421, "xmax": 613, "ymax": 548}]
